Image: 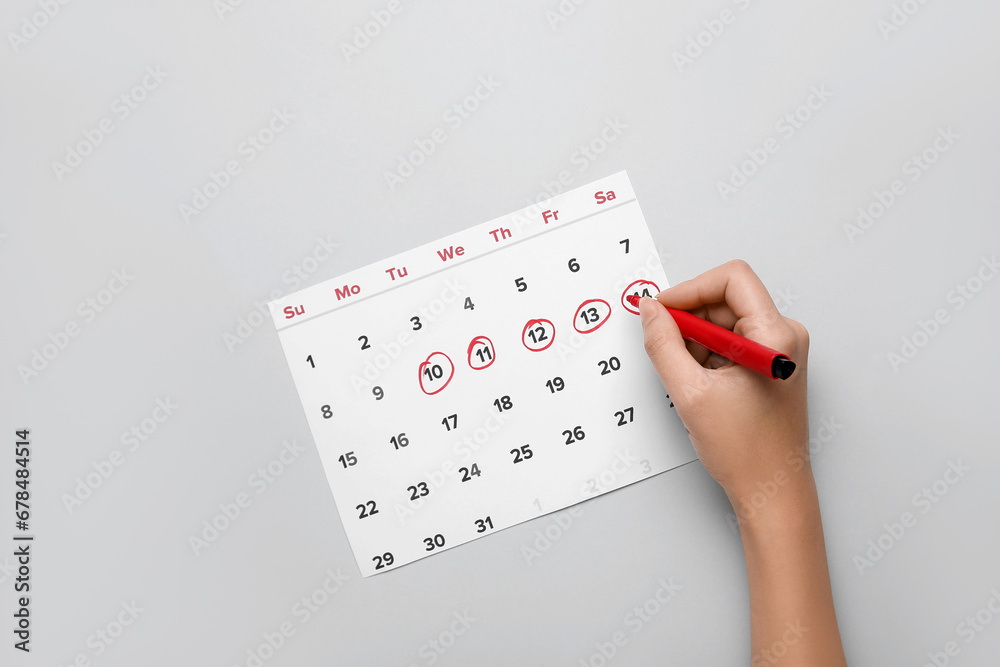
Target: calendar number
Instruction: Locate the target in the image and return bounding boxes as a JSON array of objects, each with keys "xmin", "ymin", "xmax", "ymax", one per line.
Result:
[
  {"xmin": 568, "ymin": 257, "xmax": 580, "ymax": 273},
  {"xmin": 373, "ymin": 552, "xmax": 394, "ymax": 570},
  {"xmin": 475, "ymin": 516, "xmax": 494, "ymax": 533},
  {"xmin": 408, "ymin": 482, "xmax": 430, "ymax": 500},
  {"xmin": 424, "ymin": 534, "xmax": 446, "ymax": 551},
  {"xmin": 464, "ymin": 297, "xmax": 475, "ymax": 310},
  {"xmin": 373, "ymin": 386, "xmax": 384, "ymax": 400},
  {"xmin": 562, "ymin": 426, "xmax": 586, "ymax": 444},
  {"xmin": 615, "ymin": 407, "xmax": 634, "ymax": 426},
  {"xmin": 521, "ymin": 318, "xmax": 556, "ymax": 352},
  {"xmin": 493, "ymin": 395, "xmax": 513, "ymax": 412},
  {"xmin": 598, "ymin": 357, "xmax": 622, "ymax": 375},
  {"xmin": 545, "ymin": 377, "xmax": 565, "ymax": 393},
  {"xmin": 622, "ymin": 280, "xmax": 661, "ymax": 314},
  {"xmin": 411, "ymin": 316, "xmax": 422, "ymax": 330},
  {"xmin": 442, "ymin": 414, "xmax": 458, "ymax": 431},
  {"xmin": 359, "ymin": 335, "xmax": 371, "ymax": 350},
  {"xmin": 419, "ymin": 352, "xmax": 455, "ymax": 395},
  {"xmin": 511, "ymin": 445, "xmax": 533, "ymax": 463},
  {"xmin": 515, "ymin": 277, "xmax": 527, "ymax": 292},
  {"xmin": 620, "ymin": 238, "xmax": 630, "ymax": 254},
  {"xmin": 306, "ymin": 354, "xmax": 315, "ymax": 368},
  {"xmin": 390, "ymin": 433, "xmax": 409, "ymax": 450},
  {"xmin": 467, "ymin": 335, "xmax": 496, "ymax": 370},
  {"xmin": 338, "ymin": 451, "xmax": 358, "ymax": 468},
  {"xmin": 321, "ymin": 404, "xmax": 333, "ymax": 419},
  {"xmin": 573, "ymin": 298, "xmax": 612, "ymax": 334},
  {"xmin": 459, "ymin": 463, "xmax": 481, "ymax": 481},
  {"xmin": 357, "ymin": 500, "xmax": 378, "ymax": 519}
]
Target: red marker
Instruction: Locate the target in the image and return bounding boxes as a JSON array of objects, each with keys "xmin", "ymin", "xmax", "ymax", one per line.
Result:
[{"xmin": 627, "ymin": 295, "xmax": 796, "ymax": 380}]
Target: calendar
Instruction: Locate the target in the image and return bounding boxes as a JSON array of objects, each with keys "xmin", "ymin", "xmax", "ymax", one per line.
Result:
[{"xmin": 269, "ymin": 172, "xmax": 696, "ymax": 576}]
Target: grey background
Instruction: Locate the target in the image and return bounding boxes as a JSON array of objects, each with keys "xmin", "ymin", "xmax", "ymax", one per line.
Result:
[{"xmin": 2, "ymin": 1, "xmax": 999, "ymax": 665}]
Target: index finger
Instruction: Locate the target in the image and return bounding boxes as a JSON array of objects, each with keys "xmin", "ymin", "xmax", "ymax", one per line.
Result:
[{"xmin": 657, "ymin": 259, "xmax": 780, "ymax": 321}]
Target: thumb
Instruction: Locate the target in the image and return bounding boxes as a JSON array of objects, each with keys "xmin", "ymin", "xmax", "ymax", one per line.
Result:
[{"xmin": 638, "ymin": 296, "xmax": 704, "ymax": 391}]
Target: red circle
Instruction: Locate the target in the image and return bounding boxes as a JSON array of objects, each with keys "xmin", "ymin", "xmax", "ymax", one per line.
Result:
[
  {"xmin": 621, "ymin": 280, "xmax": 661, "ymax": 314},
  {"xmin": 418, "ymin": 352, "xmax": 455, "ymax": 395},
  {"xmin": 467, "ymin": 336, "xmax": 496, "ymax": 370},
  {"xmin": 573, "ymin": 298, "xmax": 612, "ymax": 334},
  {"xmin": 521, "ymin": 319, "xmax": 555, "ymax": 352}
]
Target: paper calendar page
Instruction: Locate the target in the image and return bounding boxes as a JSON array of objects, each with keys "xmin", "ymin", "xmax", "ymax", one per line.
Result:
[{"xmin": 269, "ymin": 171, "xmax": 696, "ymax": 576}]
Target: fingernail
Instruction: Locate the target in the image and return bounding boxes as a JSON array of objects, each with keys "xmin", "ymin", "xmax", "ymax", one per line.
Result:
[{"xmin": 638, "ymin": 297, "xmax": 659, "ymax": 326}]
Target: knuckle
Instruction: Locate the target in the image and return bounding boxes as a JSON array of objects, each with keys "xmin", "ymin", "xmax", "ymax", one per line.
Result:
[
  {"xmin": 771, "ymin": 326, "xmax": 798, "ymax": 353},
  {"xmin": 784, "ymin": 317, "xmax": 810, "ymax": 348},
  {"xmin": 768, "ymin": 318, "xmax": 808, "ymax": 358},
  {"xmin": 727, "ymin": 258, "xmax": 754, "ymax": 275}
]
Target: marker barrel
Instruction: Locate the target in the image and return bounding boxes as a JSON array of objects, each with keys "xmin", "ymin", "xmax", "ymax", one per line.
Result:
[{"xmin": 665, "ymin": 307, "xmax": 791, "ymax": 379}]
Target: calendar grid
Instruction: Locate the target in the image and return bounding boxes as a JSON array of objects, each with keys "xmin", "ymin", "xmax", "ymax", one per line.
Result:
[{"xmin": 270, "ymin": 173, "xmax": 698, "ymax": 576}]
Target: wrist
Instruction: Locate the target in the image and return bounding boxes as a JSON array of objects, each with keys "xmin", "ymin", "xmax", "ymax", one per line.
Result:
[{"xmin": 726, "ymin": 465, "xmax": 820, "ymax": 540}]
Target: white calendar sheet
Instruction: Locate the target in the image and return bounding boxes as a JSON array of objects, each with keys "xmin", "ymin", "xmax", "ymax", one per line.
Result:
[{"xmin": 269, "ymin": 171, "xmax": 696, "ymax": 576}]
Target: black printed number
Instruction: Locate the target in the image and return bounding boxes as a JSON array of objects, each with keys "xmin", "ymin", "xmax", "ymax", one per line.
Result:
[
  {"xmin": 526, "ymin": 326, "xmax": 548, "ymax": 344},
  {"xmin": 407, "ymin": 482, "xmax": 430, "ymax": 500},
  {"xmin": 411, "ymin": 316, "xmax": 422, "ymax": 330},
  {"xmin": 356, "ymin": 500, "xmax": 378, "ymax": 519},
  {"xmin": 545, "ymin": 377, "xmax": 565, "ymax": 393},
  {"xmin": 511, "ymin": 445, "xmax": 533, "ymax": 463},
  {"xmin": 515, "ymin": 277, "xmax": 527, "ymax": 292},
  {"xmin": 424, "ymin": 534, "xmax": 445, "ymax": 551},
  {"xmin": 306, "ymin": 355, "xmax": 315, "ymax": 368},
  {"xmin": 475, "ymin": 516, "xmax": 494, "ymax": 533},
  {"xmin": 563, "ymin": 426, "xmax": 586, "ymax": 445},
  {"xmin": 373, "ymin": 552, "xmax": 394, "ymax": 570},
  {"xmin": 599, "ymin": 356, "xmax": 622, "ymax": 375},
  {"xmin": 459, "ymin": 463, "xmax": 481, "ymax": 481},
  {"xmin": 338, "ymin": 451, "xmax": 357, "ymax": 468},
  {"xmin": 390, "ymin": 433, "xmax": 409, "ymax": 450},
  {"xmin": 620, "ymin": 238, "xmax": 630, "ymax": 254},
  {"xmin": 373, "ymin": 386, "xmax": 384, "ymax": 400},
  {"xmin": 579, "ymin": 307, "xmax": 601, "ymax": 325},
  {"xmin": 615, "ymin": 407, "xmax": 634, "ymax": 426},
  {"xmin": 359, "ymin": 335, "xmax": 370, "ymax": 350},
  {"xmin": 568, "ymin": 258, "xmax": 580, "ymax": 272},
  {"xmin": 321, "ymin": 404, "xmax": 333, "ymax": 419},
  {"xmin": 464, "ymin": 297, "xmax": 475, "ymax": 310},
  {"xmin": 493, "ymin": 395, "xmax": 513, "ymax": 412},
  {"xmin": 442, "ymin": 414, "xmax": 458, "ymax": 431}
]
